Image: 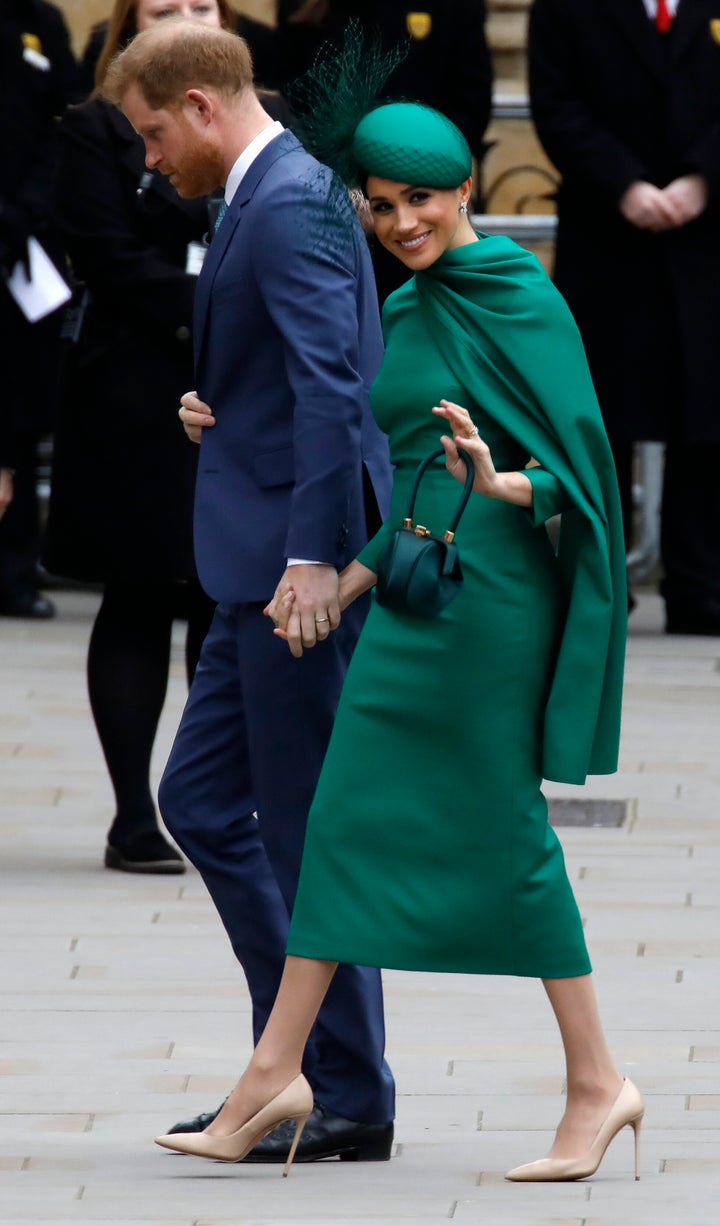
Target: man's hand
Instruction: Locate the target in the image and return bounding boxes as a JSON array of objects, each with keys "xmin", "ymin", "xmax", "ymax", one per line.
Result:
[
  {"xmin": 179, "ymin": 390, "xmax": 216, "ymax": 443},
  {"xmin": 0, "ymin": 468, "xmax": 13, "ymax": 519},
  {"xmin": 265, "ymin": 564, "xmax": 340, "ymax": 658},
  {"xmin": 619, "ymin": 180, "xmax": 679, "ymax": 231},
  {"xmin": 661, "ymin": 174, "xmax": 709, "ymax": 227}
]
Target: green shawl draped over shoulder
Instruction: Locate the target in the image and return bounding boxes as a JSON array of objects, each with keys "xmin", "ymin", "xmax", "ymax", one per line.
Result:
[{"xmin": 415, "ymin": 235, "xmax": 627, "ymax": 784}]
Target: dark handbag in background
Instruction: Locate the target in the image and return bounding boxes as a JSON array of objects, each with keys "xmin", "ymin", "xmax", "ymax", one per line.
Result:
[{"xmin": 375, "ymin": 446, "xmax": 475, "ymax": 618}]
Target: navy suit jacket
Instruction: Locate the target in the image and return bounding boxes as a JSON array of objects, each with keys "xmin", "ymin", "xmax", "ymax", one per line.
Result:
[{"xmin": 192, "ymin": 129, "xmax": 392, "ymax": 603}]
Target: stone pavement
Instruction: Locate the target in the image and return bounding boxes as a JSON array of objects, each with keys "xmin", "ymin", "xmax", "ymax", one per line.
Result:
[{"xmin": 1, "ymin": 589, "xmax": 719, "ymax": 1226}]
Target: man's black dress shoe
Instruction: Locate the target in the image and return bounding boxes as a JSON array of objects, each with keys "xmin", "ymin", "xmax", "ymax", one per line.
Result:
[
  {"xmin": 104, "ymin": 830, "xmax": 185, "ymax": 874},
  {"xmin": 0, "ymin": 588, "xmax": 56, "ymax": 619},
  {"xmin": 166, "ymin": 1100, "xmax": 393, "ymax": 1162}
]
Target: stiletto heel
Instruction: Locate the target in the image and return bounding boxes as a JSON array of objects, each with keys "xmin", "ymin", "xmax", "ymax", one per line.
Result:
[
  {"xmin": 154, "ymin": 1074, "xmax": 314, "ymax": 1172},
  {"xmin": 505, "ymin": 1077, "xmax": 644, "ymax": 1183},
  {"xmin": 631, "ymin": 1111, "xmax": 642, "ymax": 1181},
  {"xmin": 282, "ymin": 1111, "xmax": 311, "ymax": 1177}
]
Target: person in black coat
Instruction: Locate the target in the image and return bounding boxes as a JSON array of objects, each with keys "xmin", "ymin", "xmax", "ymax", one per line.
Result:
[
  {"xmin": 43, "ymin": 0, "xmax": 245, "ymax": 873},
  {"xmin": 273, "ymin": 0, "xmax": 492, "ymax": 163},
  {"xmin": 0, "ymin": 0, "xmax": 79, "ymax": 618},
  {"xmin": 529, "ymin": 0, "xmax": 720, "ymax": 635}
]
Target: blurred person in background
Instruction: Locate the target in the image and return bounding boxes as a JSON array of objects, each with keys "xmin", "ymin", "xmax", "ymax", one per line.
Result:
[
  {"xmin": 79, "ymin": 0, "xmax": 281, "ymax": 95},
  {"xmin": 273, "ymin": 0, "xmax": 494, "ymax": 302},
  {"xmin": 529, "ymin": 0, "xmax": 720, "ymax": 635},
  {"xmin": 0, "ymin": 0, "xmax": 79, "ymax": 618},
  {"xmin": 42, "ymin": 0, "xmax": 242, "ymax": 874}
]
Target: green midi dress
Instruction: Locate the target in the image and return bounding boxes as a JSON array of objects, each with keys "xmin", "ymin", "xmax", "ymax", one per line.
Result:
[{"xmin": 287, "ymin": 236, "xmax": 626, "ymax": 978}]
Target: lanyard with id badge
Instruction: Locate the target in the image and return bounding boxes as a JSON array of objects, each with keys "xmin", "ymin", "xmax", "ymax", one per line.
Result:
[
  {"xmin": 136, "ymin": 171, "xmax": 217, "ymax": 275},
  {"xmin": 187, "ymin": 192, "xmax": 226, "ymax": 273}
]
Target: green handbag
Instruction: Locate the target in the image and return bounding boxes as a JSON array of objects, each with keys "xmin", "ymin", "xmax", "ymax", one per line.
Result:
[{"xmin": 375, "ymin": 446, "xmax": 474, "ymax": 618}]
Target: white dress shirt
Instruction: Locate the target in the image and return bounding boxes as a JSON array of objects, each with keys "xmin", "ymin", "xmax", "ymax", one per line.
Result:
[
  {"xmin": 640, "ymin": 0, "xmax": 680, "ymax": 19},
  {"xmin": 224, "ymin": 120, "xmax": 284, "ymax": 206}
]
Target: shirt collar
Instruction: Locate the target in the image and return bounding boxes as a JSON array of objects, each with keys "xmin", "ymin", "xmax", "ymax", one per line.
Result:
[
  {"xmin": 640, "ymin": 0, "xmax": 680, "ymax": 18},
  {"xmin": 224, "ymin": 121, "xmax": 284, "ymax": 205}
]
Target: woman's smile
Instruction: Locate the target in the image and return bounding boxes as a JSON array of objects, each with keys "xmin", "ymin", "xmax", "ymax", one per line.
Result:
[
  {"xmin": 366, "ymin": 175, "xmax": 475, "ymax": 269},
  {"xmin": 398, "ymin": 230, "xmax": 432, "ymax": 250}
]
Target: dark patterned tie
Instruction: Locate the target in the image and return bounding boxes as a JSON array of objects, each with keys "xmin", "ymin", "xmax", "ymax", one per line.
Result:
[{"xmin": 214, "ymin": 198, "xmax": 228, "ymax": 232}]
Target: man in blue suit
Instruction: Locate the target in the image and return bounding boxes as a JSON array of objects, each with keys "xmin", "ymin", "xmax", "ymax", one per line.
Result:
[{"xmin": 107, "ymin": 21, "xmax": 395, "ymax": 1162}]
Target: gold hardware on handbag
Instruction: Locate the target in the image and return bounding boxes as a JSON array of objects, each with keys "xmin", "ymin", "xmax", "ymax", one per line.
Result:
[{"xmin": 375, "ymin": 447, "xmax": 473, "ymax": 618}]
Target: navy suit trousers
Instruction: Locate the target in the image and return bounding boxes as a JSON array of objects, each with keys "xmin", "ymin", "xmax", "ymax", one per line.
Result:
[{"xmin": 159, "ymin": 599, "xmax": 395, "ymax": 1124}]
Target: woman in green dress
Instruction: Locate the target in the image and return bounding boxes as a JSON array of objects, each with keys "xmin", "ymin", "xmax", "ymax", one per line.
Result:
[{"xmin": 160, "ymin": 102, "xmax": 643, "ymax": 1182}]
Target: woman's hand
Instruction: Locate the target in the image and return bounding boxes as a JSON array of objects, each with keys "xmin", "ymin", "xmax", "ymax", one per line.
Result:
[
  {"xmin": 179, "ymin": 390, "xmax": 216, "ymax": 444},
  {"xmin": 263, "ymin": 565, "xmax": 340, "ymax": 658},
  {"xmin": 433, "ymin": 400, "xmax": 532, "ymax": 507},
  {"xmin": 433, "ymin": 399, "xmax": 501, "ymax": 496},
  {"xmin": 264, "ymin": 585, "xmax": 296, "ymax": 641},
  {"xmin": 264, "ymin": 560, "xmax": 377, "ymax": 657}
]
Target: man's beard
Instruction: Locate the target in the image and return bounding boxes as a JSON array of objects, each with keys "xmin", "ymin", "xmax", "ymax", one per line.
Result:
[{"xmin": 165, "ymin": 123, "xmax": 224, "ymax": 199}]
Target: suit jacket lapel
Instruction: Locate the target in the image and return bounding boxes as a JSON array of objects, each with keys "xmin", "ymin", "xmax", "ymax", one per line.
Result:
[
  {"xmin": 193, "ymin": 129, "xmax": 303, "ymax": 369},
  {"xmin": 605, "ymin": 0, "xmax": 665, "ymax": 80},
  {"xmin": 671, "ymin": 0, "xmax": 712, "ymax": 61}
]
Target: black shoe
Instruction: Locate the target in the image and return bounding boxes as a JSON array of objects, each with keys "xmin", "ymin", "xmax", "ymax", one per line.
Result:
[
  {"xmin": 165, "ymin": 1100, "xmax": 393, "ymax": 1162},
  {"xmin": 166, "ymin": 1103, "xmax": 225, "ymax": 1134},
  {"xmin": 0, "ymin": 588, "xmax": 56, "ymax": 619},
  {"xmin": 104, "ymin": 830, "xmax": 185, "ymax": 874},
  {"xmin": 244, "ymin": 1102, "xmax": 393, "ymax": 1163},
  {"xmin": 665, "ymin": 600, "xmax": 720, "ymax": 636}
]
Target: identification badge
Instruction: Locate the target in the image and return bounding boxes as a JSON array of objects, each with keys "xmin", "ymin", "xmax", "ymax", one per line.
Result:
[
  {"xmin": 23, "ymin": 45, "xmax": 50, "ymax": 70},
  {"xmin": 22, "ymin": 32, "xmax": 50, "ymax": 70},
  {"xmin": 186, "ymin": 241, "xmax": 207, "ymax": 276},
  {"xmin": 406, "ymin": 12, "xmax": 432, "ymax": 40}
]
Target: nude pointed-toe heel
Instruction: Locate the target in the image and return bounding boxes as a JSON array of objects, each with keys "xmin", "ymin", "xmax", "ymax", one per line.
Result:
[
  {"xmin": 154, "ymin": 1074, "xmax": 314, "ymax": 1176},
  {"xmin": 505, "ymin": 1077, "xmax": 644, "ymax": 1183}
]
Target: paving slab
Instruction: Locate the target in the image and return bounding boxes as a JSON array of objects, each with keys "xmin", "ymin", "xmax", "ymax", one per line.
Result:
[{"xmin": 1, "ymin": 588, "xmax": 719, "ymax": 1224}]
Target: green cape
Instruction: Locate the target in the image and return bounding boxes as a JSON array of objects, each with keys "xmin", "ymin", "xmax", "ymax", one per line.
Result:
[{"xmin": 415, "ymin": 235, "xmax": 627, "ymax": 784}]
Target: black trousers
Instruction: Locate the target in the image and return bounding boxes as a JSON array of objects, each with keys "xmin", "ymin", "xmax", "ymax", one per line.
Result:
[
  {"xmin": 0, "ymin": 430, "xmax": 44, "ymax": 596},
  {"xmin": 611, "ymin": 437, "xmax": 720, "ymax": 611},
  {"xmin": 660, "ymin": 439, "xmax": 720, "ymax": 612}
]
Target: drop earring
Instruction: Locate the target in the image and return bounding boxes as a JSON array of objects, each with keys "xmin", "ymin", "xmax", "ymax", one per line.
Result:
[{"xmin": 459, "ymin": 201, "xmax": 468, "ymax": 215}]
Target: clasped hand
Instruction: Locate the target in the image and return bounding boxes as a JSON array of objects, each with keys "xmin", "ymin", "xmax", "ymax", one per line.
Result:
[
  {"xmin": 619, "ymin": 175, "xmax": 708, "ymax": 232},
  {"xmin": 264, "ymin": 564, "xmax": 340, "ymax": 659},
  {"xmin": 266, "ymin": 400, "xmax": 533, "ymax": 657}
]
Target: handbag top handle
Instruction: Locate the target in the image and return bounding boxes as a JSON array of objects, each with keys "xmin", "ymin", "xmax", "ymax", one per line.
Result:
[{"xmin": 402, "ymin": 447, "xmax": 475, "ymax": 543}]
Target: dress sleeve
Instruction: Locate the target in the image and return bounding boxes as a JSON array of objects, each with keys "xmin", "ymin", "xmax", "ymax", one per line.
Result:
[
  {"xmin": 355, "ymin": 517, "xmax": 393, "ymax": 576},
  {"xmin": 523, "ymin": 464, "xmax": 573, "ymax": 526}
]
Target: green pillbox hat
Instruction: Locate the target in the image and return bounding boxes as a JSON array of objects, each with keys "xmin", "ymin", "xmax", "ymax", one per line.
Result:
[{"xmin": 352, "ymin": 102, "xmax": 472, "ymax": 188}]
